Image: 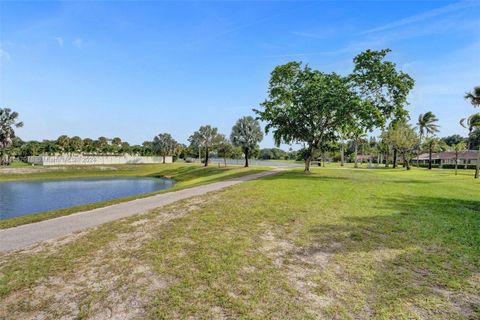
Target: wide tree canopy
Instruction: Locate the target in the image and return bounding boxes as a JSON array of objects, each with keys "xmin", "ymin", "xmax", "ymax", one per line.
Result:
[{"xmin": 255, "ymin": 49, "xmax": 414, "ymax": 172}]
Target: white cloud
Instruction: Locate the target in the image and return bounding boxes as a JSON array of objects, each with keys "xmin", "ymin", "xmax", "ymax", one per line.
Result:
[
  {"xmin": 55, "ymin": 37, "xmax": 64, "ymax": 46},
  {"xmin": 0, "ymin": 48, "xmax": 11, "ymax": 63},
  {"xmin": 361, "ymin": 1, "xmax": 479, "ymax": 35},
  {"xmin": 72, "ymin": 38, "xmax": 83, "ymax": 48}
]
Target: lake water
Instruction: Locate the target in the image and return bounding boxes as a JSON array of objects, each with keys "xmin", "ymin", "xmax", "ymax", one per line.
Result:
[{"xmin": 0, "ymin": 177, "xmax": 174, "ymax": 220}]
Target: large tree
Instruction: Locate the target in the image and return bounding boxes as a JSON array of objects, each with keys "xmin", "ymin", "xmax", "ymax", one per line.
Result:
[
  {"xmin": 152, "ymin": 133, "xmax": 178, "ymax": 163},
  {"xmin": 255, "ymin": 49, "xmax": 414, "ymax": 172},
  {"xmin": 230, "ymin": 116, "xmax": 263, "ymax": 167},
  {"xmin": 255, "ymin": 63, "xmax": 360, "ymax": 172},
  {"xmin": 188, "ymin": 125, "xmax": 223, "ymax": 166},
  {"xmin": 0, "ymin": 108, "xmax": 23, "ymax": 164}
]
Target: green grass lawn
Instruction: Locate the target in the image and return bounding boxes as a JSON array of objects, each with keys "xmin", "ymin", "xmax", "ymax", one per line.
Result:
[
  {"xmin": 0, "ymin": 163, "xmax": 269, "ymax": 228},
  {"xmin": 0, "ymin": 166, "xmax": 478, "ymax": 319}
]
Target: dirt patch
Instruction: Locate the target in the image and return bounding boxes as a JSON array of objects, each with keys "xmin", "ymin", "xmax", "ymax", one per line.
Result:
[
  {"xmin": 0, "ymin": 196, "xmax": 209, "ymax": 319},
  {"xmin": 259, "ymin": 226, "xmax": 337, "ymax": 315}
]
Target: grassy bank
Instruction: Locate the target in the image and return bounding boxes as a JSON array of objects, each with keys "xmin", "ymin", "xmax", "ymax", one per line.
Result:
[
  {"xmin": 1, "ymin": 167, "xmax": 478, "ymax": 318},
  {"xmin": 0, "ymin": 163, "xmax": 269, "ymax": 229}
]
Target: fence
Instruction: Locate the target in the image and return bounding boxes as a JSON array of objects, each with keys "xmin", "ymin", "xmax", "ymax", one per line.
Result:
[{"xmin": 27, "ymin": 155, "xmax": 172, "ymax": 166}]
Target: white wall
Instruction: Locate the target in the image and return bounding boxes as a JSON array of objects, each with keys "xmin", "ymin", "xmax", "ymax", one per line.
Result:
[{"xmin": 27, "ymin": 155, "xmax": 173, "ymax": 166}]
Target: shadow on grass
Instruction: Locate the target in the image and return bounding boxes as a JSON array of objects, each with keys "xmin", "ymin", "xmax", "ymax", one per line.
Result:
[{"xmin": 304, "ymin": 195, "xmax": 480, "ymax": 317}]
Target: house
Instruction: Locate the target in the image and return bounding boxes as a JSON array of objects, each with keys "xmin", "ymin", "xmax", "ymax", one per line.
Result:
[{"xmin": 412, "ymin": 150, "xmax": 479, "ymax": 166}]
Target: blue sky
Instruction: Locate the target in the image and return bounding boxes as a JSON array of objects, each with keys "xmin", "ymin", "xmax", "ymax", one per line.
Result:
[{"xmin": 1, "ymin": 1, "xmax": 479, "ymax": 148}]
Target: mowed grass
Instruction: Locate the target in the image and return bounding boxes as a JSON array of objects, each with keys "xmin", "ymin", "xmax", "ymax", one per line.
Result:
[
  {"xmin": 0, "ymin": 167, "xmax": 478, "ymax": 319},
  {"xmin": 0, "ymin": 163, "xmax": 269, "ymax": 228}
]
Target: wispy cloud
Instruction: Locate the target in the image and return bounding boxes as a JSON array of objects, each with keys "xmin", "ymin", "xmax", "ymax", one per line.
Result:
[
  {"xmin": 72, "ymin": 37, "xmax": 83, "ymax": 48},
  {"xmin": 361, "ymin": 1, "xmax": 479, "ymax": 35},
  {"xmin": 55, "ymin": 36, "xmax": 64, "ymax": 47},
  {"xmin": 0, "ymin": 48, "xmax": 11, "ymax": 63}
]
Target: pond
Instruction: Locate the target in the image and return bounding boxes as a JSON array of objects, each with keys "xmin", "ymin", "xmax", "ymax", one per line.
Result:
[{"xmin": 0, "ymin": 177, "xmax": 174, "ymax": 220}]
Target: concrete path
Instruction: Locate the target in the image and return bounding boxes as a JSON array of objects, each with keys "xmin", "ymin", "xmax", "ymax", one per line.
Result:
[{"xmin": 0, "ymin": 169, "xmax": 282, "ymax": 252}]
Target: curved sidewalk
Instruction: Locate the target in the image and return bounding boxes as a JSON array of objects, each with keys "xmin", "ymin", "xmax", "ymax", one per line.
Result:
[{"xmin": 0, "ymin": 169, "xmax": 282, "ymax": 252}]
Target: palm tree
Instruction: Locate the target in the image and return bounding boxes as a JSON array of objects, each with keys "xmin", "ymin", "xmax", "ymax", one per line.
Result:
[
  {"xmin": 230, "ymin": 116, "xmax": 263, "ymax": 167},
  {"xmin": 416, "ymin": 112, "xmax": 439, "ymax": 167},
  {"xmin": 0, "ymin": 108, "xmax": 23, "ymax": 164},
  {"xmin": 460, "ymin": 113, "xmax": 480, "ymax": 178},
  {"xmin": 423, "ymin": 137, "xmax": 444, "ymax": 170},
  {"xmin": 452, "ymin": 141, "xmax": 467, "ymax": 175},
  {"xmin": 464, "ymin": 86, "xmax": 480, "ymax": 107},
  {"xmin": 152, "ymin": 133, "xmax": 178, "ymax": 164}
]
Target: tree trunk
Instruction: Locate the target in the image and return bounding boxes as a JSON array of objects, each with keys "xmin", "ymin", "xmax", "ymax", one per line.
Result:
[
  {"xmin": 475, "ymin": 147, "xmax": 479, "ymax": 179},
  {"xmin": 354, "ymin": 143, "xmax": 359, "ymax": 168},
  {"xmin": 455, "ymin": 152, "xmax": 458, "ymax": 176},
  {"xmin": 393, "ymin": 149, "xmax": 397, "ymax": 168},
  {"xmin": 428, "ymin": 148, "xmax": 432, "ymax": 170},
  {"xmin": 404, "ymin": 153, "xmax": 411, "ymax": 170},
  {"xmin": 224, "ymin": 157, "xmax": 227, "ymax": 167},
  {"xmin": 322, "ymin": 151, "xmax": 325, "ymax": 167},
  {"xmin": 204, "ymin": 147, "xmax": 209, "ymax": 167},
  {"xmin": 162, "ymin": 155, "xmax": 166, "ymax": 164},
  {"xmin": 385, "ymin": 151, "xmax": 389, "ymax": 168},
  {"xmin": 304, "ymin": 156, "xmax": 311, "ymax": 172},
  {"xmin": 244, "ymin": 148, "xmax": 249, "ymax": 167},
  {"xmin": 340, "ymin": 143, "xmax": 344, "ymax": 167}
]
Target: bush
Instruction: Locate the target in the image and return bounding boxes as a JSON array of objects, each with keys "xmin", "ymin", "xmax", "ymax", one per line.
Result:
[{"xmin": 416, "ymin": 163, "xmax": 477, "ymax": 170}]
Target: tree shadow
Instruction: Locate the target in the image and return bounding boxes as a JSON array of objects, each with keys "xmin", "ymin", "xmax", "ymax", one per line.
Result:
[{"xmin": 302, "ymin": 195, "xmax": 480, "ymax": 317}]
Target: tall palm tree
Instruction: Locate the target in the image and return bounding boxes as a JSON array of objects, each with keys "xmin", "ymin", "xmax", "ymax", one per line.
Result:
[
  {"xmin": 464, "ymin": 86, "xmax": 480, "ymax": 108},
  {"xmin": 423, "ymin": 137, "xmax": 444, "ymax": 170},
  {"xmin": 460, "ymin": 113, "xmax": 480, "ymax": 178},
  {"xmin": 452, "ymin": 141, "xmax": 467, "ymax": 176},
  {"xmin": 416, "ymin": 111, "xmax": 439, "ymax": 166}
]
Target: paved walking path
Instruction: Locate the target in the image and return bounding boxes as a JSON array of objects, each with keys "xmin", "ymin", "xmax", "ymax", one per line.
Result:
[{"xmin": 0, "ymin": 169, "xmax": 283, "ymax": 252}]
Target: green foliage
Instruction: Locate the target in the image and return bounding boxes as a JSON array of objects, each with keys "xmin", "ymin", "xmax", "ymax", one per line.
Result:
[
  {"xmin": 351, "ymin": 49, "xmax": 415, "ymax": 126},
  {"xmin": 464, "ymin": 86, "xmax": 480, "ymax": 107},
  {"xmin": 441, "ymin": 134, "xmax": 467, "ymax": 146},
  {"xmin": 153, "ymin": 133, "xmax": 178, "ymax": 161},
  {"xmin": 416, "ymin": 111, "xmax": 439, "ymax": 138},
  {"xmin": 188, "ymin": 125, "xmax": 224, "ymax": 166},
  {"xmin": 386, "ymin": 121, "xmax": 419, "ymax": 169},
  {"xmin": 230, "ymin": 116, "xmax": 263, "ymax": 167},
  {"xmin": 0, "ymin": 108, "xmax": 23, "ymax": 156},
  {"xmin": 255, "ymin": 49, "xmax": 414, "ymax": 172}
]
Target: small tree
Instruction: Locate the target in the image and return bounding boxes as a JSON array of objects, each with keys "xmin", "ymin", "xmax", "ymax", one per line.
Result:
[
  {"xmin": 452, "ymin": 141, "xmax": 467, "ymax": 175},
  {"xmin": 188, "ymin": 125, "xmax": 223, "ymax": 167},
  {"xmin": 217, "ymin": 138, "xmax": 234, "ymax": 167},
  {"xmin": 230, "ymin": 116, "xmax": 263, "ymax": 167},
  {"xmin": 153, "ymin": 133, "xmax": 178, "ymax": 163},
  {"xmin": 388, "ymin": 122, "xmax": 419, "ymax": 170}
]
